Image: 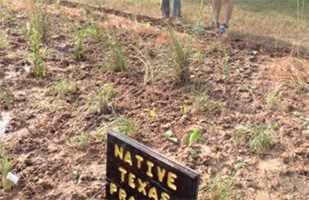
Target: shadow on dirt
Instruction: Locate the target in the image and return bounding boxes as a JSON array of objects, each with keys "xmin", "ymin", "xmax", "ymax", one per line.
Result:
[
  {"xmin": 54, "ymin": 0, "xmax": 309, "ymax": 59},
  {"xmin": 229, "ymin": 31, "xmax": 309, "ymax": 58}
]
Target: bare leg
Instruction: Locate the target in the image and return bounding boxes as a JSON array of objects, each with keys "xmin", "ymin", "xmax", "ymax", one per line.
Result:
[
  {"xmin": 212, "ymin": 0, "xmax": 222, "ymax": 25},
  {"xmin": 224, "ymin": 0, "xmax": 234, "ymax": 25}
]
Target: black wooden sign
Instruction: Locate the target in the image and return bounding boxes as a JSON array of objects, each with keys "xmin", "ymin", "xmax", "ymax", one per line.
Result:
[{"xmin": 106, "ymin": 130, "xmax": 200, "ymax": 200}]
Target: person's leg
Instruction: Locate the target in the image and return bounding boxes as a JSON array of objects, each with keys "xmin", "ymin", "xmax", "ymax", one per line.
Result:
[
  {"xmin": 223, "ymin": 0, "xmax": 234, "ymax": 25},
  {"xmin": 212, "ymin": 0, "xmax": 221, "ymax": 25},
  {"xmin": 172, "ymin": 0, "xmax": 182, "ymax": 18},
  {"xmin": 161, "ymin": 0, "xmax": 170, "ymax": 18}
]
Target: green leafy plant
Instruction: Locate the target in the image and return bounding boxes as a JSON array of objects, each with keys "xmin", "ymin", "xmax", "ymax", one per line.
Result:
[
  {"xmin": 236, "ymin": 124, "xmax": 272, "ymax": 153},
  {"xmin": 182, "ymin": 127, "xmax": 204, "ymax": 146},
  {"xmin": 168, "ymin": 28, "xmax": 191, "ymax": 86},
  {"xmin": 0, "ymin": 145, "xmax": 12, "ymax": 191},
  {"xmin": 208, "ymin": 175, "xmax": 234, "ymax": 200},
  {"xmin": 189, "ymin": 127, "xmax": 202, "ymax": 147},
  {"xmin": 67, "ymin": 132, "xmax": 88, "ymax": 150}
]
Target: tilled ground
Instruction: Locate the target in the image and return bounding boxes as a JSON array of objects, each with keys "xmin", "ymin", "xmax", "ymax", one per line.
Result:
[{"xmin": 0, "ymin": 1, "xmax": 308, "ymax": 200}]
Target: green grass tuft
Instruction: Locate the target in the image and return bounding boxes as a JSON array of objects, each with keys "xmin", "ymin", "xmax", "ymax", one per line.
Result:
[{"xmin": 208, "ymin": 175, "xmax": 234, "ymax": 200}]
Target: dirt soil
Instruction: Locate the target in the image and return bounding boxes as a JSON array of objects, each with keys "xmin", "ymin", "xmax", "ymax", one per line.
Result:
[{"xmin": 0, "ymin": 1, "xmax": 308, "ymax": 200}]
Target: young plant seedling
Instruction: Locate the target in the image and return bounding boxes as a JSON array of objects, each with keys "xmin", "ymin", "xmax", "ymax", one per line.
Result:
[
  {"xmin": 181, "ymin": 105, "xmax": 191, "ymax": 120},
  {"xmin": 72, "ymin": 170, "xmax": 82, "ymax": 184},
  {"xmin": 164, "ymin": 130, "xmax": 178, "ymax": 143},
  {"xmin": 182, "ymin": 127, "xmax": 203, "ymax": 147}
]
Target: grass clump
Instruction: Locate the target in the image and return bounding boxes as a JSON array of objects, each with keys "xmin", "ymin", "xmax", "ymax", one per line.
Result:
[
  {"xmin": 0, "ymin": 145, "xmax": 12, "ymax": 191},
  {"xmin": 168, "ymin": 28, "xmax": 191, "ymax": 86},
  {"xmin": 236, "ymin": 124, "xmax": 272, "ymax": 153},
  {"xmin": 73, "ymin": 27, "xmax": 86, "ymax": 61},
  {"xmin": 0, "ymin": 32, "xmax": 9, "ymax": 48},
  {"xmin": 208, "ymin": 175, "xmax": 234, "ymax": 200},
  {"xmin": 95, "ymin": 117, "xmax": 136, "ymax": 141},
  {"xmin": 67, "ymin": 132, "xmax": 88, "ymax": 150},
  {"xmin": 111, "ymin": 118, "xmax": 136, "ymax": 137},
  {"xmin": 266, "ymin": 85, "xmax": 281, "ymax": 109},
  {"xmin": 80, "ymin": 84, "xmax": 115, "ymax": 117},
  {"xmin": 0, "ymin": 86, "xmax": 14, "ymax": 109},
  {"xmin": 106, "ymin": 34, "xmax": 129, "ymax": 72},
  {"xmin": 85, "ymin": 20, "xmax": 102, "ymax": 38},
  {"xmin": 28, "ymin": 0, "xmax": 49, "ymax": 42},
  {"xmin": 28, "ymin": 0, "xmax": 49, "ymax": 78},
  {"xmin": 198, "ymin": 92, "xmax": 224, "ymax": 115},
  {"xmin": 49, "ymin": 79, "xmax": 79, "ymax": 97},
  {"xmin": 221, "ymin": 54, "xmax": 230, "ymax": 77}
]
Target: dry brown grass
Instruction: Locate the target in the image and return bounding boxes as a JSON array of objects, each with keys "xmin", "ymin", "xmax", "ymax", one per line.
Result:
[{"xmin": 270, "ymin": 57, "xmax": 309, "ymax": 83}]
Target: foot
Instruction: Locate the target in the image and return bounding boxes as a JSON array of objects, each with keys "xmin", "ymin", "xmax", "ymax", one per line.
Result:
[
  {"xmin": 205, "ymin": 22, "xmax": 219, "ymax": 30},
  {"xmin": 175, "ymin": 17, "xmax": 183, "ymax": 25},
  {"xmin": 161, "ymin": 15, "xmax": 170, "ymax": 23},
  {"xmin": 218, "ymin": 23, "xmax": 229, "ymax": 34}
]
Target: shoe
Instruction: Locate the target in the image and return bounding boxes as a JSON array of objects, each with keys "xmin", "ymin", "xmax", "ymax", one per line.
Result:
[
  {"xmin": 205, "ymin": 22, "xmax": 219, "ymax": 30},
  {"xmin": 218, "ymin": 23, "xmax": 229, "ymax": 34}
]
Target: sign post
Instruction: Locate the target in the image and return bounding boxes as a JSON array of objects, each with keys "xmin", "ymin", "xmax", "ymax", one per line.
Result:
[{"xmin": 106, "ymin": 130, "xmax": 200, "ymax": 200}]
